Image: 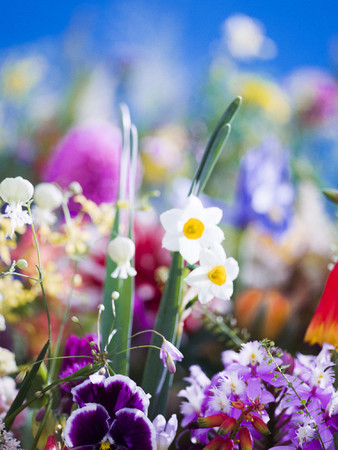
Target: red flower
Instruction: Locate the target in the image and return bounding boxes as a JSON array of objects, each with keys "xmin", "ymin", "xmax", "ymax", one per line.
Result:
[{"xmin": 305, "ymin": 262, "xmax": 338, "ymax": 349}]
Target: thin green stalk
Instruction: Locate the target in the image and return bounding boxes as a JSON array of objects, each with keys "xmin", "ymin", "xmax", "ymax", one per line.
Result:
[
  {"xmin": 262, "ymin": 341, "xmax": 325, "ymax": 449},
  {"xmin": 30, "ymin": 397, "xmax": 53, "ymax": 450},
  {"xmin": 27, "ymin": 205, "xmax": 51, "ymax": 355},
  {"xmin": 48, "ymin": 260, "xmax": 80, "ymax": 383}
]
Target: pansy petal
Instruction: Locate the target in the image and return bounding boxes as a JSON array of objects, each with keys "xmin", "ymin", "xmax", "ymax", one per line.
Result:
[
  {"xmin": 71, "ymin": 374, "xmax": 150, "ymax": 418},
  {"xmin": 64, "ymin": 403, "xmax": 109, "ymax": 447},
  {"xmin": 179, "ymin": 238, "xmax": 201, "ymax": 264},
  {"xmin": 109, "ymin": 408, "xmax": 156, "ymax": 449},
  {"xmin": 224, "ymin": 257, "xmax": 239, "ymax": 280}
]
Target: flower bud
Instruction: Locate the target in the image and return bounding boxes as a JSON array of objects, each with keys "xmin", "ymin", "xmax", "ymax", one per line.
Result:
[
  {"xmin": 231, "ymin": 400, "xmax": 245, "ymax": 409},
  {"xmin": 218, "ymin": 417, "xmax": 236, "ymax": 435},
  {"xmin": 16, "ymin": 258, "xmax": 28, "ymax": 270},
  {"xmin": 197, "ymin": 414, "xmax": 229, "ymax": 428},
  {"xmin": 251, "ymin": 415, "xmax": 270, "ymax": 436},
  {"xmin": 239, "ymin": 427, "xmax": 253, "ymax": 450},
  {"xmin": 112, "ymin": 291, "xmax": 120, "ymax": 300},
  {"xmin": 69, "ymin": 181, "xmax": 83, "ymax": 195},
  {"xmin": 205, "ymin": 436, "xmax": 234, "ymax": 450},
  {"xmin": 34, "ymin": 183, "xmax": 63, "ymax": 210},
  {"xmin": 35, "ymin": 406, "xmax": 46, "ymax": 422},
  {"xmin": 71, "ymin": 316, "xmax": 79, "ymax": 324}
]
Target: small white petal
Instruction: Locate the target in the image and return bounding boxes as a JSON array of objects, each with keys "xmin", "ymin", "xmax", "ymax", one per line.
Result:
[
  {"xmin": 179, "ymin": 238, "xmax": 201, "ymax": 264},
  {"xmin": 203, "ymin": 206, "xmax": 223, "ymax": 225},
  {"xmin": 162, "ymin": 233, "xmax": 180, "ymax": 252},
  {"xmin": 185, "ymin": 267, "xmax": 209, "ymax": 286},
  {"xmin": 160, "ymin": 208, "xmax": 183, "ymax": 231},
  {"xmin": 224, "ymin": 257, "xmax": 239, "ymax": 280}
]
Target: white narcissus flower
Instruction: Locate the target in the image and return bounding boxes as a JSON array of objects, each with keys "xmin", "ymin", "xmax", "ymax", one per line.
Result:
[
  {"xmin": 107, "ymin": 236, "xmax": 137, "ymax": 279},
  {"xmin": 160, "ymin": 195, "xmax": 224, "ymax": 265},
  {"xmin": 185, "ymin": 244, "xmax": 239, "ymax": 304},
  {"xmin": 0, "ymin": 176, "xmax": 34, "ymax": 238}
]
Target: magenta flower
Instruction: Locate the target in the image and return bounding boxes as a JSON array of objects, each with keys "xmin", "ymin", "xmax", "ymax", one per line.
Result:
[{"xmin": 44, "ymin": 120, "xmax": 122, "ymax": 205}]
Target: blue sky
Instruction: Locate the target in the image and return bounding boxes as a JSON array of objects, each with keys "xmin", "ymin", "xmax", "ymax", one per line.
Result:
[{"xmin": 0, "ymin": 0, "xmax": 337, "ymax": 76}]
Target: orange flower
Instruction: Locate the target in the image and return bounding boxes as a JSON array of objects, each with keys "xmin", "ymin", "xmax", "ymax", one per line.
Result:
[{"xmin": 305, "ymin": 262, "xmax": 338, "ymax": 349}]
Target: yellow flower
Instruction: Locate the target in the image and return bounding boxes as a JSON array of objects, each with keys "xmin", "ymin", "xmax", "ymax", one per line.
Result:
[
  {"xmin": 0, "ymin": 276, "xmax": 36, "ymax": 322},
  {"xmin": 239, "ymin": 77, "xmax": 291, "ymax": 124}
]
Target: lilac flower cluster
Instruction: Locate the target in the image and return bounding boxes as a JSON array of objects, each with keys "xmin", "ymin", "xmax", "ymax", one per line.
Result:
[
  {"xmin": 178, "ymin": 341, "xmax": 338, "ymax": 449},
  {"xmin": 63, "ymin": 372, "xmax": 177, "ymax": 449}
]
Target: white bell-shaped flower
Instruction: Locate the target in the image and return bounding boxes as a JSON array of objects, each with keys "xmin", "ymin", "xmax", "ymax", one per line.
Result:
[
  {"xmin": 107, "ymin": 236, "xmax": 137, "ymax": 279},
  {"xmin": 33, "ymin": 183, "xmax": 63, "ymax": 210},
  {"xmin": 0, "ymin": 176, "xmax": 34, "ymax": 238},
  {"xmin": 0, "ymin": 176, "xmax": 34, "ymax": 204}
]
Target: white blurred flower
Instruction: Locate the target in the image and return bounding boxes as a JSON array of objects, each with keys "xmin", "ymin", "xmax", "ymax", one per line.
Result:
[
  {"xmin": 33, "ymin": 182, "xmax": 63, "ymax": 226},
  {"xmin": 223, "ymin": 14, "xmax": 277, "ymax": 60},
  {"xmin": 0, "ymin": 315, "xmax": 5, "ymax": 332},
  {"xmin": 107, "ymin": 236, "xmax": 137, "ymax": 279},
  {"xmin": 185, "ymin": 244, "xmax": 239, "ymax": 304},
  {"xmin": 33, "ymin": 182, "xmax": 63, "ymax": 210},
  {"xmin": 160, "ymin": 195, "xmax": 224, "ymax": 265},
  {"xmin": 0, "ymin": 376, "xmax": 18, "ymax": 418},
  {"xmin": 152, "ymin": 414, "xmax": 178, "ymax": 450},
  {"xmin": 296, "ymin": 417, "xmax": 316, "ymax": 446},
  {"xmin": 0, "ymin": 176, "xmax": 34, "ymax": 237},
  {"xmin": 0, "ymin": 348, "xmax": 17, "ymax": 376}
]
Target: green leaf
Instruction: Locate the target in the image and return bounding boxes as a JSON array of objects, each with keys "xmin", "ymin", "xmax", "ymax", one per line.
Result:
[
  {"xmin": 141, "ymin": 98, "xmax": 241, "ymax": 418},
  {"xmin": 141, "ymin": 251, "xmax": 184, "ymax": 418},
  {"xmin": 4, "ymin": 340, "xmax": 49, "ymax": 430},
  {"xmin": 323, "ymin": 188, "xmax": 338, "ymax": 205},
  {"xmin": 189, "ymin": 96, "xmax": 241, "ymax": 195},
  {"xmin": 100, "ymin": 104, "xmax": 137, "ymax": 376}
]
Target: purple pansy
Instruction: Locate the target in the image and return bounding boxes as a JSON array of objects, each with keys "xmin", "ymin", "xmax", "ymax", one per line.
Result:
[
  {"xmin": 71, "ymin": 373, "xmax": 150, "ymax": 418},
  {"xmin": 64, "ymin": 404, "xmax": 156, "ymax": 449},
  {"xmin": 64, "ymin": 374, "xmax": 156, "ymax": 449}
]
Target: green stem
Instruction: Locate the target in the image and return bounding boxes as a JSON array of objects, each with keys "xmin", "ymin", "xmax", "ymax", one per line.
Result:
[
  {"xmin": 48, "ymin": 260, "xmax": 80, "ymax": 383},
  {"xmin": 262, "ymin": 342, "xmax": 325, "ymax": 450}
]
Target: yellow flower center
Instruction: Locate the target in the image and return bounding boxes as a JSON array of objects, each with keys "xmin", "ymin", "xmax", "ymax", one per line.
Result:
[
  {"xmin": 100, "ymin": 442, "xmax": 111, "ymax": 450},
  {"xmin": 183, "ymin": 218, "xmax": 205, "ymax": 239},
  {"xmin": 208, "ymin": 265, "xmax": 227, "ymax": 285}
]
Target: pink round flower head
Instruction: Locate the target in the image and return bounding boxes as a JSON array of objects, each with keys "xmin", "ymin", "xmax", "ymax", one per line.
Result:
[{"xmin": 44, "ymin": 120, "xmax": 122, "ymax": 206}]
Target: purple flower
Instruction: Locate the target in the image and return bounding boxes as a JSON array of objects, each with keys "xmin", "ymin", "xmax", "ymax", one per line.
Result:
[
  {"xmin": 71, "ymin": 373, "xmax": 150, "ymax": 419},
  {"xmin": 160, "ymin": 339, "xmax": 183, "ymax": 374},
  {"xmin": 64, "ymin": 374, "xmax": 156, "ymax": 449},
  {"xmin": 231, "ymin": 136, "xmax": 294, "ymax": 237},
  {"xmin": 64, "ymin": 404, "xmax": 156, "ymax": 449},
  {"xmin": 44, "ymin": 120, "xmax": 122, "ymax": 206},
  {"xmin": 59, "ymin": 334, "xmax": 98, "ymax": 393}
]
